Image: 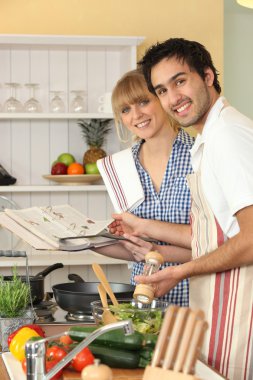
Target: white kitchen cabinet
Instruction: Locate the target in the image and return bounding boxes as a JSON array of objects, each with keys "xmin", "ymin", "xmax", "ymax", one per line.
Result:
[{"xmin": 0, "ymin": 34, "xmax": 144, "ymax": 280}]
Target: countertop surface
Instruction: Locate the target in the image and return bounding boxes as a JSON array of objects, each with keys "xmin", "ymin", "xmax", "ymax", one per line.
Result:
[{"xmin": 0, "ymin": 355, "xmax": 144, "ymax": 380}]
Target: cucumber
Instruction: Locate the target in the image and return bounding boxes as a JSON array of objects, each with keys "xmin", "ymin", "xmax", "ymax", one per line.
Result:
[
  {"xmin": 69, "ymin": 326, "xmax": 144, "ymax": 351},
  {"xmin": 89, "ymin": 344, "xmax": 140, "ymax": 369}
]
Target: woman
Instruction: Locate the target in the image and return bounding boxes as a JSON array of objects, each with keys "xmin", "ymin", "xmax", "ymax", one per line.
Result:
[{"xmin": 95, "ymin": 69, "xmax": 194, "ymax": 306}]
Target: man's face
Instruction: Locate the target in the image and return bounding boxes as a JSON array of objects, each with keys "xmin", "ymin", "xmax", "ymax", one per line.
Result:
[{"xmin": 150, "ymin": 57, "xmax": 215, "ymax": 132}]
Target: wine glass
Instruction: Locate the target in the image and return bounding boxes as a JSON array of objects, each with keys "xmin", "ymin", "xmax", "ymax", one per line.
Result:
[
  {"xmin": 70, "ymin": 90, "xmax": 86, "ymax": 113},
  {"xmin": 24, "ymin": 83, "xmax": 43, "ymax": 113},
  {"xmin": 3, "ymin": 83, "xmax": 23, "ymax": 113},
  {"xmin": 49, "ymin": 91, "xmax": 65, "ymax": 113}
]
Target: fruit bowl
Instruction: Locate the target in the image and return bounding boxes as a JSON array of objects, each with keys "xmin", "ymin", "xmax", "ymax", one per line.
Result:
[
  {"xmin": 90, "ymin": 298, "xmax": 169, "ymax": 334},
  {"xmin": 43, "ymin": 174, "xmax": 102, "ymax": 185}
]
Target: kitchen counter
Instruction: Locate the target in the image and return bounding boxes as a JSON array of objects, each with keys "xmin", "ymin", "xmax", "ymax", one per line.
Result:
[{"xmin": 0, "ymin": 355, "xmax": 144, "ymax": 379}]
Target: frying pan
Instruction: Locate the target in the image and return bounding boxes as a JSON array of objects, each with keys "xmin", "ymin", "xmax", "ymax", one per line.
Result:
[
  {"xmin": 52, "ymin": 273, "xmax": 134, "ymax": 314},
  {"xmin": 4, "ymin": 262, "xmax": 64, "ymax": 304}
]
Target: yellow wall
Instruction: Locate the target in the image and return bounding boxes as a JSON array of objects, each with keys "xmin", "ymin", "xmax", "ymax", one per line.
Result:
[
  {"xmin": 0, "ymin": 0, "xmax": 223, "ymax": 64},
  {"xmin": 0, "ymin": 0, "xmax": 223, "ymax": 136}
]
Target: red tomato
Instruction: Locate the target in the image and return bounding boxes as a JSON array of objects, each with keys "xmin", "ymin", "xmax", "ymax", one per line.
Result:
[
  {"xmin": 46, "ymin": 360, "xmax": 63, "ymax": 380},
  {"xmin": 21, "ymin": 358, "xmax": 27, "ymax": 374},
  {"xmin": 46, "ymin": 346, "xmax": 67, "ymax": 362},
  {"xmin": 71, "ymin": 347, "xmax": 95, "ymax": 372},
  {"xmin": 59, "ymin": 335, "xmax": 73, "ymax": 346}
]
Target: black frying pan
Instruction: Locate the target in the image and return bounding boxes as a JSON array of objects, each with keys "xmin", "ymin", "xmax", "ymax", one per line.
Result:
[{"xmin": 52, "ymin": 273, "xmax": 134, "ymax": 314}]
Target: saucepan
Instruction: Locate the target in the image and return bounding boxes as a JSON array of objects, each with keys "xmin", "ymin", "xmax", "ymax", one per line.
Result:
[
  {"xmin": 3, "ymin": 261, "xmax": 64, "ymax": 304},
  {"xmin": 52, "ymin": 273, "xmax": 135, "ymax": 314}
]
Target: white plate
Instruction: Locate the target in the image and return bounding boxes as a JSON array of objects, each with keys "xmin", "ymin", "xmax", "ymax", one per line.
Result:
[
  {"xmin": 43, "ymin": 174, "xmax": 102, "ymax": 185},
  {"xmin": 2, "ymin": 352, "xmax": 26, "ymax": 380}
]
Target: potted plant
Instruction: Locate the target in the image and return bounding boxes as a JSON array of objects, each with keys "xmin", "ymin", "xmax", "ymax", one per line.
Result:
[{"xmin": 0, "ymin": 267, "xmax": 33, "ymax": 351}]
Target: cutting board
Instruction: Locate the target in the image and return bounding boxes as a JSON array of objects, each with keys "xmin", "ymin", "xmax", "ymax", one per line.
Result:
[{"xmin": 63, "ymin": 368, "xmax": 144, "ymax": 379}]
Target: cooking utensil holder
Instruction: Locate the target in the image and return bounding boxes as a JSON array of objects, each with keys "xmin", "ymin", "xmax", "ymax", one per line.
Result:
[
  {"xmin": 143, "ymin": 305, "xmax": 208, "ymax": 380},
  {"xmin": 143, "ymin": 366, "xmax": 199, "ymax": 380}
]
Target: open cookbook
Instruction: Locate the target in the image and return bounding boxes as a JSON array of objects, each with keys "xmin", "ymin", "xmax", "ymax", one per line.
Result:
[{"xmin": 0, "ymin": 204, "xmax": 119, "ymax": 251}]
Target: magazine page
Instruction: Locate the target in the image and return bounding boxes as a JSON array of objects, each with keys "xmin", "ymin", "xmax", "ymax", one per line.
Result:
[
  {"xmin": 41, "ymin": 204, "xmax": 112, "ymax": 237},
  {"xmin": 4, "ymin": 205, "xmax": 112, "ymax": 249},
  {"xmin": 0, "ymin": 212, "xmax": 54, "ymax": 250}
]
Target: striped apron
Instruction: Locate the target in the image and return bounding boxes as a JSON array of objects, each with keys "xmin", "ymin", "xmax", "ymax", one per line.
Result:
[{"xmin": 187, "ymin": 171, "xmax": 253, "ymax": 380}]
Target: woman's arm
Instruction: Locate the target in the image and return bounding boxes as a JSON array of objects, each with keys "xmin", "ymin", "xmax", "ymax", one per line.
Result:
[
  {"xmin": 92, "ymin": 234, "xmax": 192, "ymax": 264},
  {"xmin": 93, "ymin": 243, "xmax": 135, "ymax": 261}
]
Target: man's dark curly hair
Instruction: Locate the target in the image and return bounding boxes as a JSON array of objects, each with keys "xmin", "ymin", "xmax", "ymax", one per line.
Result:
[{"xmin": 138, "ymin": 38, "xmax": 221, "ymax": 95}]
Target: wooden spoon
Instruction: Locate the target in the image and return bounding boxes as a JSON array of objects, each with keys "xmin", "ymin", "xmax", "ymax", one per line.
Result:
[
  {"xmin": 97, "ymin": 283, "xmax": 118, "ymax": 325},
  {"xmin": 92, "ymin": 263, "xmax": 119, "ymax": 306}
]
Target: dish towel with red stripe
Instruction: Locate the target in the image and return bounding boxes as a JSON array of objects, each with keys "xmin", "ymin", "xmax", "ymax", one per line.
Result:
[{"xmin": 97, "ymin": 148, "xmax": 145, "ymax": 213}]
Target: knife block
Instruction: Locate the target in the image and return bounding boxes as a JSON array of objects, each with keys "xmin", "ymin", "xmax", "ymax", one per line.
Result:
[
  {"xmin": 142, "ymin": 305, "xmax": 208, "ymax": 380},
  {"xmin": 143, "ymin": 366, "xmax": 199, "ymax": 380}
]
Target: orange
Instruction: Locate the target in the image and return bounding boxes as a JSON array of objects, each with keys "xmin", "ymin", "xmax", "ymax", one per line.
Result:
[{"xmin": 67, "ymin": 162, "xmax": 85, "ymax": 175}]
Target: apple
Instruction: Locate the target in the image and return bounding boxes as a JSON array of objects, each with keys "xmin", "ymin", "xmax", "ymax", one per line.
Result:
[
  {"xmin": 85, "ymin": 163, "xmax": 100, "ymax": 175},
  {"xmin": 51, "ymin": 162, "xmax": 68, "ymax": 175},
  {"xmin": 57, "ymin": 153, "xmax": 76, "ymax": 167}
]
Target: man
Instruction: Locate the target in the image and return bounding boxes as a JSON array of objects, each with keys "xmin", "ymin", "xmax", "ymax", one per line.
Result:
[{"xmin": 111, "ymin": 38, "xmax": 253, "ymax": 379}]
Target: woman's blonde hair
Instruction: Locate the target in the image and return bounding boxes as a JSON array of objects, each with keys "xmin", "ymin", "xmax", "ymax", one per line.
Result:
[{"xmin": 111, "ymin": 69, "xmax": 179, "ymax": 142}]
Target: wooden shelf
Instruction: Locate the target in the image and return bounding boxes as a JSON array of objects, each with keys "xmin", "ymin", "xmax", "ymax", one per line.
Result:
[
  {"xmin": 0, "ymin": 113, "xmax": 113, "ymax": 120},
  {"xmin": 0, "ymin": 185, "xmax": 106, "ymax": 192}
]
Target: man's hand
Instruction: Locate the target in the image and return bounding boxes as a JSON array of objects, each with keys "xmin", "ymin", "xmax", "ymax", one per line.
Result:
[
  {"xmin": 134, "ymin": 265, "xmax": 184, "ymax": 297},
  {"xmin": 109, "ymin": 212, "xmax": 142, "ymax": 235}
]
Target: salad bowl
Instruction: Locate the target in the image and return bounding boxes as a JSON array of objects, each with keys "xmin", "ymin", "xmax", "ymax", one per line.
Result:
[{"xmin": 91, "ymin": 298, "xmax": 169, "ymax": 334}]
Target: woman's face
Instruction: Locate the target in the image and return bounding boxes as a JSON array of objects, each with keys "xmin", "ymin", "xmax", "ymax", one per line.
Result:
[{"xmin": 120, "ymin": 92, "xmax": 169, "ymax": 139}]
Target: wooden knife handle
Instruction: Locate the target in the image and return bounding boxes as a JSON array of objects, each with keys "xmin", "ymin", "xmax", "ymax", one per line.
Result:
[
  {"xmin": 162, "ymin": 307, "xmax": 190, "ymax": 370},
  {"xmin": 173, "ymin": 309, "xmax": 205, "ymax": 373},
  {"xmin": 151, "ymin": 305, "xmax": 179, "ymax": 367},
  {"xmin": 182, "ymin": 319, "xmax": 208, "ymax": 374}
]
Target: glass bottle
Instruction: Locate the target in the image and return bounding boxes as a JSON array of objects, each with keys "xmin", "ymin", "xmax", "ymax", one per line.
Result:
[{"xmin": 133, "ymin": 251, "xmax": 164, "ymax": 304}]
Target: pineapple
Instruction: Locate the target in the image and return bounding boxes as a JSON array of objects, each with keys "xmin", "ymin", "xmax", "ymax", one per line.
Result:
[{"xmin": 78, "ymin": 119, "xmax": 112, "ymax": 164}]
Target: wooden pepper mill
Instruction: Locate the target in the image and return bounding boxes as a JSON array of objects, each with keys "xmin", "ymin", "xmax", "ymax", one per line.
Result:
[{"xmin": 133, "ymin": 250, "xmax": 164, "ymax": 304}]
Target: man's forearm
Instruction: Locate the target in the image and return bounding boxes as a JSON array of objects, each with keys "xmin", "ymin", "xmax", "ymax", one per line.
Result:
[{"xmin": 139, "ymin": 219, "xmax": 191, "ymax": 249}]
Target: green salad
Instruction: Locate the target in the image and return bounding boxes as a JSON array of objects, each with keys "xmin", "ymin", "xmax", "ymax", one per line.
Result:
[{"xmin": 109, "ymin": 303, "xmax": 163, "ymax": 334}]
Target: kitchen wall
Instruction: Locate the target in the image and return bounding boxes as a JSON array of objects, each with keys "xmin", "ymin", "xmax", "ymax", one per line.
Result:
[
  {"xmin": 224, "ymin": 0, "xmax": 253, "ymax": 119},
  {"xmin": 0, "ymin": 0, "xmax": 223, "ymax": 78}
]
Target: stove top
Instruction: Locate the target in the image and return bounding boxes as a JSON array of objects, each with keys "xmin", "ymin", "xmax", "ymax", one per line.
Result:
[{"xmin": 32, "ymin": 296, "xmax": 95, "ymax": 325}]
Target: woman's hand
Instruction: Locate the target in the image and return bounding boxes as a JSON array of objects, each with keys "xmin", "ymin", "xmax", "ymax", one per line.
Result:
[{"xmin": 120, "ymin": 233, "xmax": 155, "ymax": 262}]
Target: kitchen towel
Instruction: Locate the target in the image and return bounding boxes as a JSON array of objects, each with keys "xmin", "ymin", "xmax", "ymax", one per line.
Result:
[{"xmin": 97, "ymin": 148, "xmax": 145, "ymax": 213}]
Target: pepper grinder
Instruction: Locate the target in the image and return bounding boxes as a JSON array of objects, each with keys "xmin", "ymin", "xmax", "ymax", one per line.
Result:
[{"xmin": 133, "ymin": 250, "xmax": 164, "ymax": 304}]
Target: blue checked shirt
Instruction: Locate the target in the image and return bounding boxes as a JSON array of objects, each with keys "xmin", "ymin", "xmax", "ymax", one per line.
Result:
[{"xmin": 131, "ymin": 128, "xmax": 194, "ymax": 306}]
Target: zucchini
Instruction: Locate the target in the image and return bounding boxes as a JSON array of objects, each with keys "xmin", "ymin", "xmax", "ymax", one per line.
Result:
[
  {"xmin": 69, "ymin": 326, "xmax": 144, "ymax": 351},
  {"xmin": 89, "ymin": 344, "xmax": 140, "ymax": 369},
  {"xmin": 143, "ymin": 333, "xmax": 158, "ymax": 348}
]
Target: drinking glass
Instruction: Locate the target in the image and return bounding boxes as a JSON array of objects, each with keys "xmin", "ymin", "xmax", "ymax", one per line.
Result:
[
  {"xmin": 3, "ymin": 83, "xmax": 23, "ymax": 113},
  {"xmin": 24, "ymin": 83, "xmax": 43, "ymax": 113},
  {"xmin": 49, "ymin": 91, "xmax": 65, "ymax": 113},
  {"xmin": 70, "ymin": 90, "xmax": 86, "ymax": 113}
]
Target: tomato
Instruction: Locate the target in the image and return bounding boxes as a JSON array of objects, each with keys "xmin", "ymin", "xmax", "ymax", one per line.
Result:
[
  {"xmin": 46, "ymin": 360, "xmax": 63, "ymax": 380},
  {"xmin": 46, "ymin": 346, "xmax": 67, "ymax": 362},
  {"xmin": 71, "ymin": 347, "xmax": 95, "ymax": 372},
  {"xmin": 59, "ymin": 335, "xmax": 73, "ymax": 345},
  {"xmin": 21, "ymin": 358, "xmax": 27, "ymax": 374}
]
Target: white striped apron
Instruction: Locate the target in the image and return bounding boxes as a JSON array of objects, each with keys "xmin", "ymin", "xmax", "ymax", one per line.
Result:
[{"xmin": 187, "ymin": 171, "xmax": 253, "ymax": 380}]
